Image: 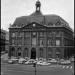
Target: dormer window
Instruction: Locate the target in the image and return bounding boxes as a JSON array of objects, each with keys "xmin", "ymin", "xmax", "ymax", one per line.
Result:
[{"xmin": 56, "ymin": 21, "xmax": 61, "ymax": 25}]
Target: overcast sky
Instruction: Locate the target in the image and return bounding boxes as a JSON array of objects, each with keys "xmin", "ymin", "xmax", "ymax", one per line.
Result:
[{"xmin": 1, "ymin": 0, "xmax": 74, "ymax": 31}]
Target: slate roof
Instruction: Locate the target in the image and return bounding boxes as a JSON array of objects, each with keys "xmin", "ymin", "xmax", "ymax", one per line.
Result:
[
  {"xmin": 10, "ymin": 1, "xmax": 71, "ymax": 31},
  {"xmin": 11, "ymin": 11, "xmax": 70, "ymax": 30}
]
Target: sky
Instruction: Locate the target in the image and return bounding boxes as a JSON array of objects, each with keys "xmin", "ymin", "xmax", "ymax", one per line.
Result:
[{"xmin": 1, "ymin": 0, "xmax": 74, "ymax": 31}]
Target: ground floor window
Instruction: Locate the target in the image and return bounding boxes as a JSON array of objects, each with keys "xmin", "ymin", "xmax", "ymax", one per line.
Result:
[
  {"xmin": 17, "ymin": 47, "xmax": 22, "ymax": 57},
  {"xmin": 18, "ymin": 52, "xmax": 21, "ymax": 56},
  {"xmin": 39, "ymin": 48, "xmax": 43, "ymax": 58},
  {"xmin": 48, "ymin": 48, "xmax": 52, "ymax": 58},
  {"xmin": 56, "ymin": 48, "xmax": 60, "ymax": 58},
  {"xmin": 31, "ymin": 48, "xmax": 36, "ymax": 59},
  {"xmin": 11, "ymin": 47, "xmax": 15, "ymax": 56},
  {"xmin": 24, "ymin": 48, "xmax": 29, "ymax": 57}
]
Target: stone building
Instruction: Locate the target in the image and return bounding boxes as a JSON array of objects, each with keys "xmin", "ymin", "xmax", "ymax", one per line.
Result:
[
  {"xmin": 1, "ymin": 29, "xmax": 6, "ymax": 52},
  {"xmin": 1, "ymin": 29, "xmax": 9, "ymax": 53},
  {"xmin": 9, "ymin": 0, "xmax": 74, "ymax": 59},
  {"xmin": 5, "ymin": 31, "xmax": 9, "ymax": 52}
]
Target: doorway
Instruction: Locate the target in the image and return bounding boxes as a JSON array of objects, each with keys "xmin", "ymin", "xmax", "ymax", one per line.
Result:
[
  {"xmin": 31, "ymin": 48, "xmax": 36, "ymax": 59},
  {"xmin": 17, "ymin": 47, "xmax": 21, "ymax": 57}
]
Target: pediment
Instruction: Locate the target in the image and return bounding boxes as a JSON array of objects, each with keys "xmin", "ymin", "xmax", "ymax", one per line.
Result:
[{"xmin": 21, "ymin": 22, "xmax": 47, "ymax": 29}]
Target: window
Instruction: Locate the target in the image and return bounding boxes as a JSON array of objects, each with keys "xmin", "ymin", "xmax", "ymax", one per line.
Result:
[
  {"xmin": 12, "ymin": 33, "xmax": 15, "ymax": 37},
  {"xmin": 12, "ymin": 39, "xmax": 15, "ymax": 45},
  {"xmin": 56, "ymin": 31, "xmax": 61, "ymax": 37},
  {"xmin": 56, "ymin": 40, "xmax": 60, "ymax": 46},
  {"xmin": 32, "ymin": 32, "xmax": 36, "ymax": 37},
  {"xmin": 56, "ymin": 49, "xmax": 60, "ymax": 58},
  {"xmin": 17, "ymin": 39, "xmax": 22, "ymax": 45},
  {"xmin": 48, "ymin": 39, "xmax": 51, "ymax": 46},
  {"xmin": 32, "ymin": 38, "xmax": 36, "ymax": 46},
  {"xmin": 48, "ymin": 54, "xmax": 52, "ymax": 58},
  {"xmin": 17, "ymin": 32, "xmax": 23, "ymax": 37},
  {"xmin": 39, "ymin": 32, "xmax": 45, "ymax": 37},
  {"xmin": 48, "ymin": 48, "xmax": 52, "ymax": 58},
  {"xmin": 56, "ymin": 21, "xmax": 61, "ymax": 25},
  {"xmin": 25, "ymin": 32, "xmax": 30, "ymax": 38},
  {"xmin": 24, "ymin": 48, "xmax": 28, "ymax": 57},
  {"xmin": 48, "ymin": 32, "xmax": 52, "ymax": 37},
  {"xmin": 11, "ymin": 47, "xmax": 15, "ymax": 56},
  {"xmin": 33, "ymin": 32, "xmax": 36, "ymax": 35},
  {"xmin": 39, "ymin": 48, "xmax": 43, "ymax": 57},
  {"xmin": 39, "ymin": 39, "xmax": 44, "ymax": 46},
  {"xmin": 48, "ymin": 39, "xmax": 54, "ymax": 46},
  {"xmin": 24, "ymin": 38, "xmax": 30, "ymax": 45}
]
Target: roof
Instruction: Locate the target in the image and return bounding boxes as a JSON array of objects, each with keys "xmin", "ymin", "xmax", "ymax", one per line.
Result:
[
  {"xmin": 11, "ymin": 11, "xmax": 70, "ymax": 28},
  {"xmin": 10, "ymin": 0, "xmax": 71, "ymax": 31}
]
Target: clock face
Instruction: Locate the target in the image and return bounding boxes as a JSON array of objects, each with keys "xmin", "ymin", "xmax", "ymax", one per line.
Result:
[{"xmin": 33, "ymin": 24, "xmax": 36, "ymax": 27}]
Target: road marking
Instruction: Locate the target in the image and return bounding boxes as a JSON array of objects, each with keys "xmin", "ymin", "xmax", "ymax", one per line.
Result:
[
  {"xmin": 70, "ymin": 66, "xmax": 72, "ymax": 69},
  {"xmin": 62, "ymin": 65, "xmax": 73, "ymax": 69}
]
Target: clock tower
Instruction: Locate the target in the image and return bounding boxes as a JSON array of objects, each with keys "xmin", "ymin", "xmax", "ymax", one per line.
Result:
[{"xmin": 35, "ymin": 0, "xmax": 41, "ymax": 12}]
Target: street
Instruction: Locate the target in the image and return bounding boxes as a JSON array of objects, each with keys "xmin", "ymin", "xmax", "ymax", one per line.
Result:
[{"xmin": 1, "ymin": 53, "xmax": 74, "ymax": 75}]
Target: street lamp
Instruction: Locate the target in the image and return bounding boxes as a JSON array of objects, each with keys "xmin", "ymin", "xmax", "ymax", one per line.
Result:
[{"xmin": 33, "ymin": 63, "xmax": 37, "ymax": 75}]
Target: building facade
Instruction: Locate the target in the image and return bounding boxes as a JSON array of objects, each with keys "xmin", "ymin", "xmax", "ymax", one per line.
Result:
[
  {"xmin": 5, "ymin": 31, "xmax": 9, "ymax": 52},
  {"xmin": 1, "ymin": 29, "xmax": 9, "ymax": 53},
  {"xmin": 9, "ymin": 0, "xmax": 74, "ymax": 60},
  {"xmin": 1, "ymin": 29, "xmax": 6, "ymax": 52}
]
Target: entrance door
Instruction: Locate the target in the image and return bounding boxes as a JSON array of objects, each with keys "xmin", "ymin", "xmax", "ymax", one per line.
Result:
[
  {"xmin": 31, "ymin": 48, "xmax": 36, "ymax": 59},
  {"xmin": 17, "ymin": 47, "xmax": 21, "ymax": 57}
]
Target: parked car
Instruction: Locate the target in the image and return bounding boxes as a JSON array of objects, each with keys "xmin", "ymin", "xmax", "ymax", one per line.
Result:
[
  {"xmin": 8, "ymin": 57, "xmax": 19, "ymax": 64},
  {"xmin": 36, "ymin": 61, "xmax": 43, "ymax": 65},
  {"xmin": 41, "ymin": 61, "xmax": 51, "ymax": 66},
  {"xmin": 8, "ymin": 59, "xmax": 13, "ymax": 64},
  {"xmin": 70, "ymin": 56, "xmax": 74, "ymax": 62},
  {"xmin": 47, "ymin": 58, "xmax": 53, "ymax": 63},
  {"xmin": 59, "ymin": 59, "xmax": 64, "ymax": 63},
  {"xmin": 49, "ymin": 59, "xmax": 58, "ymax": 64},
  {"xmin": 60, "ymin": 59, "xmax": 65, "ymax": 62},
  {"xmin": 25, "ymin": 59, "xmax": 36, "ymax": 65},
  {"xmin": 18, "ymin": 58, "xmax": 25, "ymax": 64},
  {"xmin": 39, "ymin": 58, "xmax": 44, "ymax": 61},
  {"xmin": 25, "ymin": 57, "xmax": 30, "ymax": 61},
  {"xmin": 60, "ymin": 60, "xmax": 71, "ymax": 65},
  {"xmin": 11, "ymin": 58, "xmax": 18, "ymax": 63}
]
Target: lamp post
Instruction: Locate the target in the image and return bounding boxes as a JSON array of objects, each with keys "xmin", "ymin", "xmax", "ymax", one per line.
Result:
[{"xmin": 33, "ymin": 63, "xmax": 36, "ymax": 75}]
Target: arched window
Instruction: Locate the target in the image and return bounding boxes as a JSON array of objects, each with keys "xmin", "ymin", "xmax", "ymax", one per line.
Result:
[
  {"xmin": 39, "ymin": 39, "xmax": 44, "ymax": 46},
  {"xmin": 24, "ymin": 48, "xmax": 29, "ymax": 57},
  {"xmin": 39, "ymin": 48, "xmax": 43, "ymax": 58},
  {"xmin": 56, "ymin": 48, "xmax": 60, "ymax": 58},
  {"xmin": 11, "ymin": 47, "xmax": 15, "ymax": 56},
  {"xmin": 48, "ymin": 48, "xmax": 52, "ymax": 58},
  {"xmin": 17, "ymin": 47, "xmax": 22, "ymax": 57}
]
